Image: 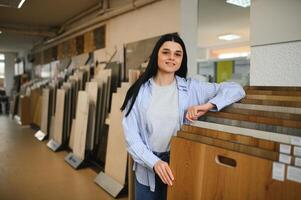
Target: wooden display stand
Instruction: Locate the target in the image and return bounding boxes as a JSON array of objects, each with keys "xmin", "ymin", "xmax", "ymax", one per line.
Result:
[
  {"xmin": 168, "ymin": 135, "xmax": 301, "ymax": 200},
  {"xmin": 94, "ymin": 83, "xmax": 130, "ymax": 197}
]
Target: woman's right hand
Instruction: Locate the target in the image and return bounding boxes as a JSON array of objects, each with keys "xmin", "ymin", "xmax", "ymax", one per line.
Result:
[{"xmin": 154, "ymin": 160, "xmax": 174, "ymax": 186}]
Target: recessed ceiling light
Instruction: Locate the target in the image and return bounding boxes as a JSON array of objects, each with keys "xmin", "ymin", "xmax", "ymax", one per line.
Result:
[
  {"xmin": 226, "ymin": 0, "xmax": 250, "ymax": 8},
  {"xmin": 218, "ymin": 34, "xmax": 241, "ymax": 41},
  {"xmin": 18, "ymin": 0, "xmax": 26, "ymax": 9},
  {"xmin": 218, "ymin": 52, "xmax": 250, "ymax": 59}
]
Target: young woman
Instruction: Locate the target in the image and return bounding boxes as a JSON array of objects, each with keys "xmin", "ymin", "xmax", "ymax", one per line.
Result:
[{"xmin": 121, "ymin": 33, "xmax": 245, "ymax": 200}]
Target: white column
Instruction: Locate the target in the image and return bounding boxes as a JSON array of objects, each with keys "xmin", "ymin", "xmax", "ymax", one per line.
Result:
[
  {"xmin": 4, "ymin": 53, "xmax": 17, "ymax": 96},
  {"xmin": 180, "ymin": 0, "xmax": 198, "ymax": 77}
]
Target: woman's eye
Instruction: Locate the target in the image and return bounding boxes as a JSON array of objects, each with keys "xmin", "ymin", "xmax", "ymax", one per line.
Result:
[
  {"xmin": 175, "ymin": 53, "xmax": 182, "ymax": 57},
  {"xmin": 162, "ymin": 51, "xmax": 169, "ymax": 54}
]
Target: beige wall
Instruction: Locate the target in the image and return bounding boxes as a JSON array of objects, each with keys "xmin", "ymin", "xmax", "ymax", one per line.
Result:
[{"xmin": 94, "ymin": 0, "xmax": 180, "ymax": 63}]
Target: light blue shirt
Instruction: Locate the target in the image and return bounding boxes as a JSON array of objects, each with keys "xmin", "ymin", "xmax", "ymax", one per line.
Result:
[{"xmin": 122, "ymin": 76, "xmax": 245, "ymax": 192}]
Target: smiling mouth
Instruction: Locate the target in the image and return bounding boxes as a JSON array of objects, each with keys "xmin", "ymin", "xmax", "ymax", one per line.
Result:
[{"xmin": 165, "ymin": 61, "xmax": 175, "ymax": 66}]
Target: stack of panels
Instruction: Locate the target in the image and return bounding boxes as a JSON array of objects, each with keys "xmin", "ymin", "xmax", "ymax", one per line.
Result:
[
  {"xmin": 240, "ymin": 87, "xmax": 301, "ymax": 108},
  {"xmin": 85, "ymin": 82, "xmax": 98, "ymax": 151},
  {"xmin": 201, "ymin": 86, "xmax": 301, "ymax": 137},
  {"xmin": 104, "ymin": 83, "xmax": 130, "ymax": 187},
  {"xmin": 93, "ymin": 69, "xmax": 112, "ymax": 162},
  {"xmin": 40, "ymin": 88, "xmax": 54, "ymax": 136},
  {"xmin": 168, "ymin": 86, "xmax": 301, "ymax": 199},
  {"xmin": 68, "ymin": 69, "xmax": 112, "ymax": 162},
  {"xmin": 30, "ymin": 88, "xmax": 42, "ymax": 127},
  {"xmin": 73, "ymin": 91, "xmax": 90, "ymax": 160},
  {"xmin": 19, "ymin": 95, "xmax": 31, "ymax": 125},
  {"xmin": 47, "ymin": 67, "xmax": 89, "ymax": 148},
  {"xmin": 52, "ymin": 89, "xmax": 66, "ymax": 145}
]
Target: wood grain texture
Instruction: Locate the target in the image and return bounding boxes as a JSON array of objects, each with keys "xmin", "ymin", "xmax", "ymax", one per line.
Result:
[
  {"xmin": 231, "ymin": 103, "xmax": 301, "ymax": 115},
  {"xmin": 207, "ymin": 112, "xmax": 301, "ymax": 129},
  {"xmin": 19, "ymin": 95, "xmax": 31, "ymax": 125},
  {"xmin": 223, "ymin": 107, "xmax": 301, "ymax": 121},
  {"xmin": 53, "ymin": 89, "xmax": 65, "ymax": 144},
  {"xmin": 246, "ymin": 94, "xmax": 301, "ymax": 102},
  {"xmin": 73, "ymin": 91, "xmax": 89, "ymax": 160},
  {"xmin": 246, "ymin": 90, "xmax": 301, "ymax": 96},
  {"xmin": 240, "ymin": 99, "xmax": 301, "ymax": 107},
  {"xmin": 181, "ymin": 125, "xmax": 280, "ymax": 152},
  {"xmin": 30, "ymin": 88, "xmax": 42, "ymax": 126},
  {"xmin": 201, "ymin": 116, "xmax": 301, "ymax": 136},
  {"xmin": 191, "ymin": 121, "xmax": 293, "ymax": 144},
  {"xmin": 40, "ymin": 88, "xmax": 50, "ymax": 134},
  {"xmin": 104, "ymin": 83, "xmax": 130, "ymax": 185},
  {"xmin": 85, "ymin": 82, "xmax": 98, "ymax": 151},
  {"xmin": 203, "ymin": 116, "xmax": 301, "ymax": 136},
  {"xmin": 94, "ymin": 70, "xmax": 112, "ymax": 162},
  {"xmin": 177, "ymin": 131, "xmax": 279, "ymax": 161},
  {"xmin": 69, "ymin": 119, "xmax": 76, "ymax": 150},
  {"xmin": 168, "ymin": 136, "xmax": 301, "ymax": 200},
  {"xmin": 244, "ymin": 86, "xmax": 301, "ymax": 91},
  {"xmin": 62, "ymin": 83, "xmax": 72, "ymax": 144}
]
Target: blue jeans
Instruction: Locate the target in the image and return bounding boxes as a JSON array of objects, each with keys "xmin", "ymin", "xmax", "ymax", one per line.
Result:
[{"xmin": 135, "ymin": 151, "xmax": 170, "ymax": 200}]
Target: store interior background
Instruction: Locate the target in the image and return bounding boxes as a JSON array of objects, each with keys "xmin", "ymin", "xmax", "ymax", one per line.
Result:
[{"xmin": 0, "ymin": 0, "xmax": 300, "ymax": 100}]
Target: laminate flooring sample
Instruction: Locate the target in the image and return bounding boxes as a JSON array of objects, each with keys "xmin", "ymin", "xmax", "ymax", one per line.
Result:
[
  {"xmin": 53, "ymin": 89, "xmax": 65, "ymax": 144},
  {"xmin": 231, "ymin": 103, "xmax": 301, "ymax": 115},
  {"xmin": 69, "ymin": 119, "xmax": 76, "ymax": 150},
  {"xmin": 40, "ymin": 88, "xmax": 50, "ymax": 134},
  {"xmin": 73, "ymin": 91, "xmax": 89, "ymax": 160},
  {"xmin": 168, "ymin": 136, "xmax": 301, "ymax": 200},
  {"xmin": 191, "ymin": 121, "xmax": 293, "ymax": 144},
  {"xmin": 85, "ymin": 82, "xmax": 98, "ymax": 151},
  {"xmin": 104, "ymin": 83, "xmax": 130, "ymax": 185}
]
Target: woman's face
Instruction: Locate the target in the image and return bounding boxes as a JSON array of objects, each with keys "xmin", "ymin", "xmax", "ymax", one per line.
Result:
[{"xmin": 157, "ymin": 41, "xmax": 183, "ymax": 74}]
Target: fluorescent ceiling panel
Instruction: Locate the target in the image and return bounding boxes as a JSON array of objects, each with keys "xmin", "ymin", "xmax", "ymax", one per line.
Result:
[
  {"xmin": 18, "ymin": 0, "xmax": 25, "ymax": 8},
  {"xmin": 226, "ymin": 0, "xmax": 251, "ymax": 8},
  {"xmin": 218, "ymin": 34, "xmax": 241, "ymax": 41}
]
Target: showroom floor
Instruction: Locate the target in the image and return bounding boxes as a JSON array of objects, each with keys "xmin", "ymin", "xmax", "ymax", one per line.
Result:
[{"xmin": 0, "ymin": 115, "xmax": 128, "ymax": 200}]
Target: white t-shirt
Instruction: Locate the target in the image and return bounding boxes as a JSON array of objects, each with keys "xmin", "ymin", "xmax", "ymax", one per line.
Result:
[{"xmin": 146, "ymin": 78, "xmax": 180, "ymax": 152}]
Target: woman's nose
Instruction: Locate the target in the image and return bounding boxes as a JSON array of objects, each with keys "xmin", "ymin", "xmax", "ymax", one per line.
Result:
[{"xmin": 168, "ymin": 54, "xmax": 175, "ymax": 60}]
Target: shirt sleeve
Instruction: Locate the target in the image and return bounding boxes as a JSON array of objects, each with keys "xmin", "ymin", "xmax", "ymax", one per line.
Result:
[
  {"xmin": 122, "ymin": 98, "xmax": 160, "ymax": 171},
  {"xmin": 189, "ymin": 79, "xmax": 246, "ymax": 111}
]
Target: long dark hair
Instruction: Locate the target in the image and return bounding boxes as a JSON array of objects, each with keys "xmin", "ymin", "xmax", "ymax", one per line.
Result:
[{"xmin": 121, "ymin": 33, "xmax": 188, "ymax": 116}]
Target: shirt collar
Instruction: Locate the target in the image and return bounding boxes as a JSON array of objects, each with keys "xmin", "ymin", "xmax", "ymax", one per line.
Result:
[{"xmin": 146, "ymin": 75, "xmax": 188, "ymax": 91}]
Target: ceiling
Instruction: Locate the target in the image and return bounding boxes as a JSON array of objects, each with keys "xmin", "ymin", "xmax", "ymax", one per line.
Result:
[
  {"xmin": 0, "ymin": 0, "xmax": 100, "ymax": 52},
  {"xmin": 198, "ymin": 0, "xmax": 250, "ymax": 49},
  {"xmin": 0, "ymin": 0, "xmax": 250, "ymax": 54}
]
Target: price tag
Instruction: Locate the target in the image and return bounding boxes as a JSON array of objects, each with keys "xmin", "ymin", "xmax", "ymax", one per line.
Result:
[
  {"xmin": 293, "ymin": 146, "xmax": 301, "ymax": 157},
  {"xmin": 34, "ymin": 130, "xmax": 46, "ymax": 141},
  {"xmin": 291, "ymin": 136, "xmax": 301, "ymax": 146},
  {"xmin": 272, "ymin": 162, "xmax": 285, "ymax": 181},
  {"xmin": 46, "ymin": 139, "xmax": 60, "ymax": 151},
  {"xmin": 295, "ymin": 157, "xmax": 301, "ymax": 167},
  {"xmin": 279, "ymin": 154, "xmax": 292, "ymax": 164},
  {"xmin": 287, "ymin": 166, "xmax": 301, "ymax": 183},
  {"xmin": 280, "ymin": 144, "xmax": 291, "ymax": 154}
]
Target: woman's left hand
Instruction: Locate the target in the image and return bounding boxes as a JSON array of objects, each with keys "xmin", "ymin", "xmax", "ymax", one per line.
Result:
[{"xmin": 185, "ymin": 103, "xmax": 215, "ymax": 122}]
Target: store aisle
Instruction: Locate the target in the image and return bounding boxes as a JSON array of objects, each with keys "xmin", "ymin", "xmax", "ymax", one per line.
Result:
[{"xmin": 0, "ymin": 116, "xmax": 127, "ymax": 200}]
